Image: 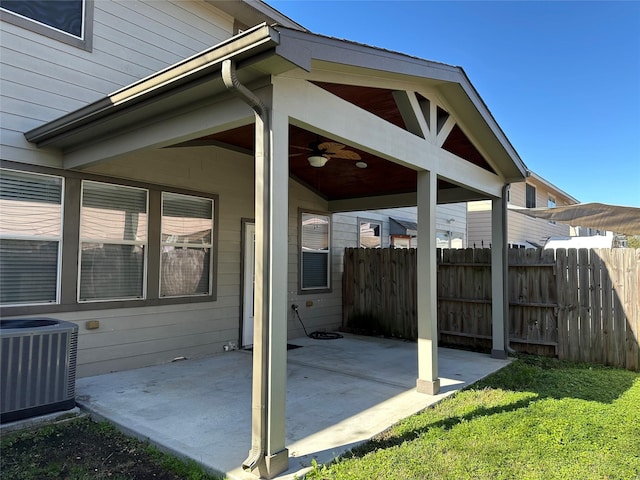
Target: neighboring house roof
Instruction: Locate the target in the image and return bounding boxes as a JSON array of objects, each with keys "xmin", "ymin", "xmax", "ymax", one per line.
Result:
[
  {"xmin": 527, "ymin": 170, "xmax": 579, "ymax": 204},
  {"xmin": 390, "ymin": 217, "xmax": 418, "ymax": 236},
  {"xmin": 544, "ymin": 234, "xmax": 614, "ymax": 250},
  {"xmin": 512, "ymin": 203, "xmax": 640, "ymax": 236}
]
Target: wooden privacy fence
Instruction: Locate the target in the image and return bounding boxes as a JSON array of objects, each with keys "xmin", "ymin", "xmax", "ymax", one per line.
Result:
[{"xmin": 342, "ymin": 247, "xmax": 640, "ymax": 371}]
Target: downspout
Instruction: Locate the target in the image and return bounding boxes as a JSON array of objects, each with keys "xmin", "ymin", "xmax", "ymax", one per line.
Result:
[
  {"xmin": 221, "ymin": 58, "xmax": 269, "ymax": 472},
  {"xmin": 502, "ymin": 183, "xmax": 516, "ymax": 355}
]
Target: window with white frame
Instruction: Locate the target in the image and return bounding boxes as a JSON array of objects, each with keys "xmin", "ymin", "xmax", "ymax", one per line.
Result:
[
  {"xmin": 300, "ymin": 212, "xmax": 331, "ymax": 291},
  {"xmin": 436, "ymin": 230, "xmax": 464, "ymax": 249},
  {"xmin": 526, "ymin": 183, "xmax": 536, "ymax": 208},
  {"xmin": 359, "ymin": 220, "xmax": 382, "ymax": 248},
  {"xmin": 79, "ymin": 181, "xmax": 147, "ymax": 302},
  {"xmin": 0, "ymin": 169, "xmax": 63, "ymax": 306},
  {"xmin": 1, "ymin": 0, "xmax": 93, "ymax": 50},
  {"xmin": 160, "ymin": 192, "xmax": 213, "ymax": 297}
]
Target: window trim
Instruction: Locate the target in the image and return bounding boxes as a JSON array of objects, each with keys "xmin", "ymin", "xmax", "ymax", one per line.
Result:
[
  {"xmin": 0, "ymin": 0, "xmax": 94, "ymax": 51},
  {"xmin": 298, "ymin": 209, "xmax": 332, "ymax": 294},
  {"xmin": 0, "ymin": 161, "xmax": 218, "ymax": 317},
  {"xmin": 358, "ymin": 217, "xmax": 382, "ymax": 249},
  {"xmin": 0, "ymin": 168, "xmax": 64, "ymax": 307}
]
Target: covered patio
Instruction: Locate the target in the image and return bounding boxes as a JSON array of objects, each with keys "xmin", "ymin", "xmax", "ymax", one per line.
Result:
[
  {"xmin": 75, "ymin": 334, "xmax": 511, "ymax": 479},
  {"xmin": 23, "ymin": 22, "xmax": 527, "ymax": 478}
]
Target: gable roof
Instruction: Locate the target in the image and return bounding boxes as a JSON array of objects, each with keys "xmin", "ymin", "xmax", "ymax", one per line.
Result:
[{"xmin": 25, "ymin": 23, "xmax": 527, "ymax": 186}]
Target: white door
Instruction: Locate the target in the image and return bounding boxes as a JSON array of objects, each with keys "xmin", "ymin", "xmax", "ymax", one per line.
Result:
[{"xmin": 242, "ymin": 223, "xmax": 255, "ymax": 347}]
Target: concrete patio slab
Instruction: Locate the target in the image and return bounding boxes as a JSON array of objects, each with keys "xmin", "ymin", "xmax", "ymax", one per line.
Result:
[{"xmin": 75, "ymin": 334, "xmax": 510, "ymax": 479}]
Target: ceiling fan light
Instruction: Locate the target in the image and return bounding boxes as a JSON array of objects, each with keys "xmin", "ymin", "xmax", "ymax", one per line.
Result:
[
  {"xmin": 355, "ymin": 161, "xmax": 368, "ymax": 169},
  {"xmin": 308, "ymin": 155, "xmax": 328, "ymax": 167}
]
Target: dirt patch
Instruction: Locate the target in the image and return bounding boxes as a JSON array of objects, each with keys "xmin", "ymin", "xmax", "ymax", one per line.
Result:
[{"xmin": 1, "ymin": 415, "xmax": 221, "ymax": 479}]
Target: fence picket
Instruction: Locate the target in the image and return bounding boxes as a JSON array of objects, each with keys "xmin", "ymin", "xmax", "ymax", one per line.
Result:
[{"xmin": 342, "ymin": 247, "xmax": 639, "ymax": 371}]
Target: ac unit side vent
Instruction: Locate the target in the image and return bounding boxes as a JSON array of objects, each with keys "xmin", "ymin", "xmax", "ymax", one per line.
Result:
[{"xmin": 1, "ymin": 319, "xmax": 79, "ymax": 423}]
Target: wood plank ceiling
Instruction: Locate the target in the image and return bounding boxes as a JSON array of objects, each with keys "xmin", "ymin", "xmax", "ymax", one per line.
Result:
[{"xmin": 186, "ymin": 82, "xmax": 494, "ymax": 202}]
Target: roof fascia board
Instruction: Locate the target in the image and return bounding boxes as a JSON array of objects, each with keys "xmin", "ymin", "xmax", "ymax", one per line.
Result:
[
  {"xmin": 528, "ymin": 171, "xmax": 579, "ymax": 204},
  {"xmin": 452, "ymin": 68, "xmax": 527, "ymax": 178},
  {"xmin": 277, "ymin": 27, "xmax": 527, "ymax": 182},
  {"xmin": 25, "ymin": 23, "xmax": 281, "ymax": 146},
  {"xmin": 277, "ymin": 27, "xmax": 462, "ymax": 84}
]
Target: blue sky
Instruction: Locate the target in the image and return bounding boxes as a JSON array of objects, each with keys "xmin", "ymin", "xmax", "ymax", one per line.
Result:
[{"xmin": 269, "ymin": 1, "xmax": 640, "ymax": 207}]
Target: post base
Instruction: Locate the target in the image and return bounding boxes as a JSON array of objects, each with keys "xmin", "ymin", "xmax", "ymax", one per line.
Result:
[
  {"xmin": 252, "ymin": 448, "xmax": 289, "ymax": 479},
  {"xmin": 491, "ymin": 349, "xmax": 508, "ymax": 360},
  {"xmin": 416, "ymin": 378, "xmax": 440, "ymax": 395}
]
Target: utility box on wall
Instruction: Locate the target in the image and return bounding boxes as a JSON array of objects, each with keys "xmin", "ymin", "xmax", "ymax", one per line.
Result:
[{"xmin": 0, "ymin": 318, "xmax": 78, "ymax": 423}]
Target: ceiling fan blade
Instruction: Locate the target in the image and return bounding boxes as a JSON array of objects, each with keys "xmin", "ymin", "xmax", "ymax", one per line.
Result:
[
  {"xmin": 291, "ymin": 145, "xmax": 313, "ymax": 151},
  {"xmin": 318, "ymin": 142, "xmax": 345, "ymax": 153},
  {"xmin": 288, "ymin": 152, "xmax": 306, "ymax": 157},
  {"xmin": 332, "ymin": 150, "xmax": 361, "ymax": 160}
]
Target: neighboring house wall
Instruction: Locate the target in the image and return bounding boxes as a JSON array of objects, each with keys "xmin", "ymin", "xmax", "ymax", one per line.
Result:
[
  {"xmin": 467, "ymin": 176, "xmax": 576, "ymax": 248},
  {"xmin": 333, "ymin": 203, "xmax": 467, "ymax": 250},
  {"xmin": 1, "ymin": 0, "xmax": 234, "ymax": 167}
]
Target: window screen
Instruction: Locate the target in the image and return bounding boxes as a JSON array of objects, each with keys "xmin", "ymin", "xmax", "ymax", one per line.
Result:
[
  {"xmin": 79, "ymin": 181, "xmax": 147, "ymax": 302},
  {"xmin": 0, "ymin": 169, "xmax": 63, "ymax": 305},
  {"xmin": 301, "ymin": 213, "xmax": 330, "ymax": 290},
  {"xmin": 160, "ymin": 192, "xmax": 213, "ymax": 297}
]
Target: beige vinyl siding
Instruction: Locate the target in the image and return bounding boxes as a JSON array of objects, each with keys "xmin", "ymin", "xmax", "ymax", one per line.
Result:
[
  {"xmin": 468, "ymin": 209, "xmax": 572, "ymax": 247},
  {"xmin": 1, "ymin": 0, "xmax": 234, "ymax": 167}
]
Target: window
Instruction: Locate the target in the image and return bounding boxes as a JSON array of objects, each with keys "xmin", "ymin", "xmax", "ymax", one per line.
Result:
[
  {"xmin": 160, "ymin": 193, "xmax": 213, "ymax": 297},
  {"xmin": 548, "ymin": 196, "xmax": 556, "ymax": 224},
  {"xmin": 0, "ymin": 169, "xmax": 63, "ymax": 306},
  {"xmin": 359, "ymin": 220, "xmax": 382, "ymax": 248},
  {"xmin": 436, "ymin": 230, "xmax": 464, "ymax": 249},
  {"xmin": 0, "ymin": 0, "xmax": 93, "ymax": 50},
  {"xmin": 79, "ymin": 181, "xmax": 147, "ymax": 302},
  {"xmin": 525, "ymin": 184, "xmax": 536, "ymax": 208},
  {"xmin": 300, "ymin": 212, "xmax": 331, "ymax": 291}
]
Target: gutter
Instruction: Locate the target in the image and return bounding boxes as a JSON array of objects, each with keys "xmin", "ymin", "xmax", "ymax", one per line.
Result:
[
  {"xmin": 221, "ymin": 58, "xmax": 270, "ymax": 474},
  {"xmin": 25, "ymin": 23, "xmax": 280, "ymax": 147}
]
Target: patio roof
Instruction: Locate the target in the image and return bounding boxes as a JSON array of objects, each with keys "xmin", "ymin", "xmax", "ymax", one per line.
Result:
[
  {"xmin": 22, "ymin": 20, "xmax": 522, "ymax": 477},
  {"xmin": 25, "ymin": 23, "xmax": 526, "ymax": 204}
]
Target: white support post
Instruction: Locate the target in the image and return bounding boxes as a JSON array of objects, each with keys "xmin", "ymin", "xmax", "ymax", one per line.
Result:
[
  {"xmin": 416, "ymin": 170, "xmax": 440, "ymax": 395},
  {"xmin": 491, "ymin": 197, "xmax": 508, "ymax": 359}
]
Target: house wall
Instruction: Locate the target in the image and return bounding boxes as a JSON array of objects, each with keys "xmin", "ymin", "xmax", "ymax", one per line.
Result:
[
  {"xmin": 467, "ymin": 178, "xmax": 574, "ymax": 247},
  {"xmin": 3, "ymin": 145, "xmax": 341, "ymax": 377},
  {"xmin": 1, "ymin": 0, "xmax": 344, "ymax": 377},
  {"xmin": 1, "ymin": 0, "xmax": 234, "ymax": 167}
]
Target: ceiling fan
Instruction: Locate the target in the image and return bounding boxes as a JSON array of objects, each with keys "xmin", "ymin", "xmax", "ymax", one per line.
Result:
[{"xmin": 290, "ymin": 140, "xmax": 361, "ymax": 168}]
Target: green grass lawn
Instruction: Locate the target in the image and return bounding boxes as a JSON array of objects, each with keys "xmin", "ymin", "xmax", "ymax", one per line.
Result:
[{"xmin": 306, "ymin": 355, "xmax": 640, "ymax": 480}]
